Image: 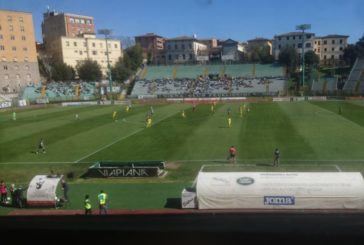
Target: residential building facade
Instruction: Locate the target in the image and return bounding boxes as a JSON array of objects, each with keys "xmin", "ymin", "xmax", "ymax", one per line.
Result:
[
  {"xmin": 0, "ymin": 10, "xmax": 40, "ymax": 92},
  {"xmin": 221, "ymin": 39, "xmax": 245, "ymax": 62},
  {"xmin": 42, "ymin": 11, "xmax": 122, "ymax": 77},
  {"xmin": 135, "ymin": 33, "xmax": 164, "ymax": 63},
  {"xmin": 52, "ymin": 34, "xmax": 121, "ymax": 76},
  {"xmin": 164, "ymin": 36, "xmax": 207, "ymax": 64},
  {"xmin": 247, "ymin": 37, "xmax": 272, "ymax": 58},
  {"xmin": 314, "ymin": 35, "xmax": 349, "ymax": 65},
  {"xmin": 272, "ymin": 32, "xmax": 315, "ymax": 60}
]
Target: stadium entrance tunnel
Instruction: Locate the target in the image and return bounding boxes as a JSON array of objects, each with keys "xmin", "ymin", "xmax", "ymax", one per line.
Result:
[{"xmin": 84, "ymin": 161, "xmax": 166, "ymax": 178}]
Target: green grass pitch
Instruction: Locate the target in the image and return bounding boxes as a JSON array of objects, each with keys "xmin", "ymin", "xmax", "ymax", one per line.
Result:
[{"xmin": 1, "ymin": 100, "xmax": 364, "ymax": 214}]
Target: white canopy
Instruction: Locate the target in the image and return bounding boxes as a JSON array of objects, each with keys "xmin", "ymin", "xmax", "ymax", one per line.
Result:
[
  {"xmin": 26, "ymin": 175, "xmax": 63, "ymax": 207},
  {"xmin": 196, "ymin": 172, "xmax": 364, "ymax": 210}
]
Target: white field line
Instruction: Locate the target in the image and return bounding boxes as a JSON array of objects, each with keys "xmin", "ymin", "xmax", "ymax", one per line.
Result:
[
  {"xmin": 0, "ymin": 161, "xmax": 86, "ymax": 165},
  {"xmin": 334, "ymin": 164, "xmax": 342, "ymax": 172},
  {"xmin": 74, "ymin": 111, "xmax": 178, "ymax": 163}
]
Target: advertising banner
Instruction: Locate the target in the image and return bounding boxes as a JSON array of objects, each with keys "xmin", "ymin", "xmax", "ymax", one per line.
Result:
[{"xmin": 197, "ymin": 172, "xmax": 364, "ymax": 209}]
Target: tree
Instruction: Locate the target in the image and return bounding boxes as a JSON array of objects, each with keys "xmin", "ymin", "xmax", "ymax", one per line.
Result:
[
  {"xmin": 304, "ymin": 51, "xmax": 319, "ymax": 68},
  {"xmin": 278, "ymin": 46, "xmax": 299, "ymax": 76},
  {"xmin": 111, "ymin": 57, "xmax": 132, "ymax": 83},
  {"xmin": 124, "ymin": 44, "xmax": 143, "ymax": 71},
  {"xmin": 357, "ymin": 35, "xmax": 364, "ymax": 58},
  {"xmin": 51, "ymin": 62, "xmax": 75, "ymax": 81},
  {"xmin": 343, "ymin": 44, "xmax": 358, "ymax": 67},
  {"xmin": 76, "ymin": 59, "xmax": 102, "ymax": 81}
]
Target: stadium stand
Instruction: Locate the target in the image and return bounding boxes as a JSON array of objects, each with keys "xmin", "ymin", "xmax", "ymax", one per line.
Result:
[
  {"xmin": 343, "ymin": 57, "xmax": 364, "ymax": 94},
  {"xmin": 311, "ymin": 77, "xmax": 338, "ymax": 95},
  {"xmin": 22, "ymin": 81, "xmax": 97, "ymax": 102},
  {"xmin": 131, "ymin": 64, "xmax": 286, "ymax": 98}
]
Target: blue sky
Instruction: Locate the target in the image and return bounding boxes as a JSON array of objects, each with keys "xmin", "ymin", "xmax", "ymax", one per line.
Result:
[{"xmin": 1, "ymin": 0, "xmax": 363, "ymax": 44}]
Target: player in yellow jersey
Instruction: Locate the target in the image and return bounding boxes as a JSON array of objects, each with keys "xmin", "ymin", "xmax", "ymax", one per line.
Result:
[
  {"xmin": 125, "ymin": 105, "xmax": 130, "ymax": 113},
  {"xmin": 239, "ymin": 104, "xmax": 243, "ymax": 118},
  {"xmin": 211, "ymin": 104, "xmax": 215, "ymax": 113},
  {"xmin": 146, "ymin": 116, "xmax": 152, "ymax": 128},
  {"xmin": 228, "ymin": 117, "xmax": 232, "ymax": 128},
  {"xmin": 181, "ymin": 110, "xmax": 186, "ymax": 118},
  {"xmin": 112, "ymin": 111, "xmax": 117, "ymax": 121}
]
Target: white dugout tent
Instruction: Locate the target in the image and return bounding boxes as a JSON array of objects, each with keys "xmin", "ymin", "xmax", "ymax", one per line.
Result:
[{"xmin": 196, "ymin": 172, "xmax": 364, "ymax": 210}]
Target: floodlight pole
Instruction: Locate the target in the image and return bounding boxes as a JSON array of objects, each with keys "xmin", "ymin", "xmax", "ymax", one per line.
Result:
[
  {"xmin": 98, "ymin": 29, "xmax": 113, "ymax": 101},
  {"xmin": 296, "ymin": 24, "xmax": 311, "ymax": 90}
]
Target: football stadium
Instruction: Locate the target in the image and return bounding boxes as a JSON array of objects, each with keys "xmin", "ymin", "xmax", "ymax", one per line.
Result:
[{"xmin": 2, "ymin": 61, "xmax": 364, "ymax": 242}]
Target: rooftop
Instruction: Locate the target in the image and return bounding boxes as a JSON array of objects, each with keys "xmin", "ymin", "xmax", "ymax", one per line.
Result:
[{"xmin": 275, "ymin": 32, "xmax": 315, "ymax": 37}]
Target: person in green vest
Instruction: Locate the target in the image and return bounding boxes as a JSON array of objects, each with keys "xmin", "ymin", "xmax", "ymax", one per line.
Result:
[
  {"xmin": 12, "ymin": 111, "xmax": 16, "ymax": 121},
  {"xmin": 84, "ymin": 194, "xmax": 92, "ymax": 215},
  {"xmin": 98, "ymin": 190, "xmax": 108, "ymax": 215}
]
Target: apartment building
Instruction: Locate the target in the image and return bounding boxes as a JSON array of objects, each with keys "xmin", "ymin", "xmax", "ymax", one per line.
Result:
[
  {"xmin": 42, "ymin": 10, "xmax": 122, "ymax": 76},
  {"xmin": 314, "ymin": 34, "xmax": 349, "ymax": 65},
  {"xmin": 164, "ymin": 36, "xmax": 207, "ymax": 64},
  {"xmin": 0, "ymin": 9, "xmax": 40, "ymax": 92},
  {"xmin": 272, "ymin": 32, "xmax": 315, "ymax": 60},
  {"xmin": 135, "ymin": 33, "xmax": 164, "ymax": 63}
]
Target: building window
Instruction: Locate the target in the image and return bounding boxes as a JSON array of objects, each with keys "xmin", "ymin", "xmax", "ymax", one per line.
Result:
[
  {"xmin": 19, "ymin": 17, "xmax": 24, "ymax": 22},
  {"xmin": 318, "ymin": 48, "xmax": 320, "ymax": 52},
  {"xmin": 3, "ymin": 65, "xmax": 8, "ymax": 70},
  {"xmin": 83, "ymin": 42, "xmax": 87, "ymax": 47},
  {"xmin": 331, "ymin": 55, "xmax": 334, "ymax": 59},
  {"xmin": 21, "ymin": 36, "xmax": 26, "ymax": 41},
  {"xmin": 332, "ymin": 40, "xmax": 335, "ymax": 44},
  {"xmin": 25, "ymin": 65, "xmax": 29, "ymax": 70},
  {"xmin": 175, "ymin": 54, "xmax": 178, "ymax": 59},
  {"xmin": 86, "ymin": 20, "xmax": 91, "ymax": 24},
  {"xmin": 11, "ymin": 35, "xmax": 15, "ymax": 40},
  {"xmin": 189, "ymin": 44, "xmax": 192, "ymax": 49},
  {"xmin": 182, "ymin": 54, "xmax": 186, "ymax": 60},
  {"xmin": 92, "ymin": 50, "xmax": 97, "ymax": 55},
  {"xmin": 24, "ymin": 57, "xmax": 28, "ymax": 62},
  {"xmin": 318, "ymin": 41, "xmax": 321, "ymax": 45},
  {"xmin": 23, "ymin": 47, "xmax": 28, "ymax": 51},
  {"xmin": 299, "ymin": 35, "xmax": 302, "ymax": 39},
  {"xmin": 340, "ymin": 39, "xmax": 343, "ymax": 44},
  {"xmin": 81, "ymin": 19, "xmax": 85, "ymax": 24},
  {"xmin": 278, "ymin": 37, "xmax": 281, "ymax": 41},
  {"xmin": 26, "ymin": 74, "xmax": 31, "ymax": 80},
  {"xmin": 332, "ymin": 47, "xmax": 335, "ymax": 51},
  {"xmin": 79, "ymin": 51, "xmax": 83, "ymax": 55},
  {"xmin": 15, "ymin": 65, "xmax": 19, "ymax": 70},
  {"xmin": 20, "ymin": 26, "xmax": 25, "ymax": 32},
  {"xmin": 306, "ymin": 34, "xmax": 311, "ymax": 39},
  {"xmin": 99, "ymin": 43, "xmax": 103, "ymax": 48},
  {"xmin": 168, "ymin": 55, "xmax": 172, "ymax": 60},
  {"xmin": 293, "ymin": 36, "xmax": 296, "ymax": 40},
  {"xmin": 298, "ymin": 43, "xmax": 302, "ymax": 48},
  {"xmin": 66, "ymin": 41, "xmax": 70, "ymax": 47},
  {"xmin": 16, "ymin": 74, "xmax": 20, "ymax": 79},
  {"xmin": 278, "ymin": 44, "xmax": 281, "ymax": 49},
  {"xmin": 324, "ymin": 48, "xmax": 327, "ymax": 52},
  {"xmin": 339, "ymin": 47, "xmax": 343, "ymax": 51},
  {"xmin": 75, "ymin": 19, "xmax": 80, "ymax": 23},
  {"xmin": 108, "ymin": 43, "xmax": 111, "ymax": 48},
  {"xmin": 305, "ymin": 43, "xmax": 311, "ymax": 48},
  {"xmin": 323, "ymin": 40, "xmax": 327, "ymax": 45},
  {"xmin": 12, "ymin": 47, "xmax": 16, "ymax": 51},
  {"xmin": 0, "ymin": 45, "xmax": 5, "ymax": 50},
  {"xmin": 324, "ymin": 55, "xmax": 326, "ymax": 60},
  {"xmin": 174, "ymin": 44, "xmax": 178, "ymax": 50},
  {"xmin": 74, "ymin": 42, "xmax": 77, "ymax": 47},
  {"xmin": 182, "ymin": 44, "xmax": 185, "ymax": 50},
  {"xmin": 70, "ymin": 18, "xmax": 74, "ymax": 23},
  {"xmin": 114, "ymin": 44, "xmax": 118, "ymax": 48},
  {"xmin": 167, "ymin": 45, "xmax": 171, "ymax": 50},
  {"xmin": 74, "ymin": 50, "xmax": 78, "ymax": 53},
  {"xmin": 189, "ymin": 54, "xmax": 193, "ymax": 60},
  {"xmin": 9, "ymin": 25, "xmax": 13, "ymax": 31},
  {"xmin": 286, "ymin": 36, "xmax": 289, "ymax": 40},
  {"xmin": 0, "ymin": 34, "xmax": 3, "ymax": 40},
  {"xmin": 92, "ymin": 43, "xmax": 95, "ymax": 47},
  {"xmin": 7, "ymin": 16, "xmax": 12, "ymax": 22}
]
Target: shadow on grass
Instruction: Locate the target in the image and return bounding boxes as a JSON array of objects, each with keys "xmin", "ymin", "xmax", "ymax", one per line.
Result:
[
  {"xmin": 256, "ymin": 163, "xmax": 274, "ymax": 167},
  {"xmin": 164, "ymin": 198, "xmax": 181, "ymax": 209}
]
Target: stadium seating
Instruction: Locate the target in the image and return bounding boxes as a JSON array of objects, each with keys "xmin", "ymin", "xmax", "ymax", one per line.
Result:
[
  {"xmin": 131, "ymin": 64, "xmax": 286, "ymax": 98},
  {"xmin": 22, "ymin": 81, "xmax": 97, "ymax": 102},
  {"xmin": 343, "ymin": 57, "xmax": 364, "ymax": 94},
  {"xmin": 311, "ymin": 77, "xmax": 338, "ymax": 94}
]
